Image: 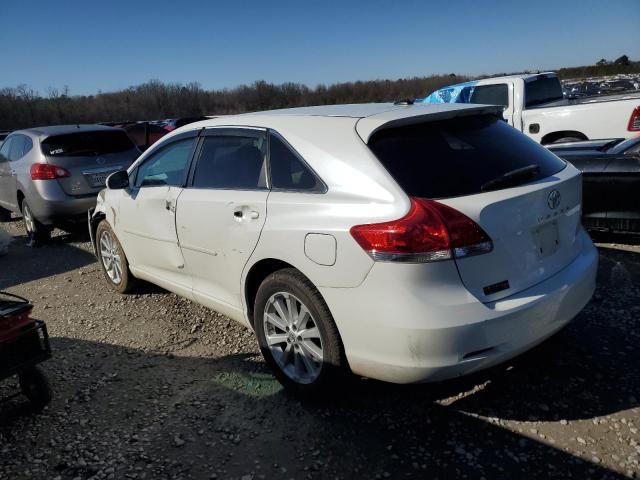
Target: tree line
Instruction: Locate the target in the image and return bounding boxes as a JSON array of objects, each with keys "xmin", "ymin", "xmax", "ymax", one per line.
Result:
[
  {"xmin": 1, "ymin": 56, "xmax": 638, "ymax": 131},
  {"xmin": 0, "ymin": 74, "xmax": 469, "ymax": 131}
]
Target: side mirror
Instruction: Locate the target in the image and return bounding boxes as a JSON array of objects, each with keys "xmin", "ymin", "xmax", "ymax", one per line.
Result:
[{"xmin": 106, "ymin": 170, "xmax": 130, "ymax": 190}]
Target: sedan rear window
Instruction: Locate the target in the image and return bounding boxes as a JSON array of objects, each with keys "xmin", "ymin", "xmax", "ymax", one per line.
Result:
[
  {"xmin": 368, "ymin": 115, "xmax": 566, "ymax": 199},
  {"xmin": 42, "ymin": 131, "xmax": 135, "ymax": 157}
]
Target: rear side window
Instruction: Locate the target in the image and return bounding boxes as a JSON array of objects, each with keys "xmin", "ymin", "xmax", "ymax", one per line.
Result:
[
  {"xmin": 269, "ymin": 133, "xmax": 324, "ymax": 192},
  {"xmin": 8, "ymin": 135, "xmax": 31, "ymax": 161},
  {"xmin": 192, "ymin": 135, "xmax": 267, "ymax": 190},
  {"xmin": 42, "ymin": 130, "xmax": 135, "ymax": 157},
  {"xmin": 368, "ymin": 116, "xmax": 566, "ymax": 199},
  {"xmin": 467, "ymin": 84, "xmax": 509, "ymax": 108},
  {"xmin": 524, "ymin": 76, "xmax": 564, "ymax": 107},
  {"xmin": 8, "ymin": 136, "xmax": 26, "ymax": 161}
]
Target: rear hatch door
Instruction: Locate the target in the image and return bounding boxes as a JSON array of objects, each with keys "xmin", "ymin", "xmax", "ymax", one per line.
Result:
[
  {"xmin": 41, "ymin": 130, "xmax": 139, "ymax": 196},
  {"xmin": 441, "ymin": 169, "xmax": 582, "ymax": 302},
  {"xmin": 367, "ymin": 113, "xmax": 584, "ymax": 302}
]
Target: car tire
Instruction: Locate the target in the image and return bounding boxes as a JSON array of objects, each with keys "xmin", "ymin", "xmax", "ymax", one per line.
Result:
[
  {"xmin": 21, "ymin": 200, "xmax": 51, "ymax": 246},
  {"xmin": 19, "ymin": 366, "xmax": 52, "ymax": 411},
  {"xmin": 0, "ymin": 206, "xmax": 11, "ymax": 222},
  {"xmin": 254, "ymin": 268, "xmax": 348, "ymax": 397},
  {"xmin": 96, "ymin": 220, "xmax": 136, "ymax": 294}
]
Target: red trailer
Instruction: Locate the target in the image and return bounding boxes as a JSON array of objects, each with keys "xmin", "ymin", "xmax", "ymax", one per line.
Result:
[{"xmin": 0, "ymin": 292, "xmax": 52, "ymax": 409}]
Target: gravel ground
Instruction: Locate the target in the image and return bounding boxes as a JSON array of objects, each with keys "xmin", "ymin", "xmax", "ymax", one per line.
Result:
[{"xmin": 0, "ymin": 218, "xmax": 639, "ymax": 480}]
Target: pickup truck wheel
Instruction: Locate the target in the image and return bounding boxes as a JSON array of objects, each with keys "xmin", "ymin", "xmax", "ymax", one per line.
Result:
[
  {"xmin": 254, "ymin": 268, "xmax": 348, "ymax": 397},
  {"xmin": 21, "ymin": 200, "xmax": 51, "ymax": 247},
  {"xmin": 96, "ymin": 220, "xmax": 136, "ymax": 294}
]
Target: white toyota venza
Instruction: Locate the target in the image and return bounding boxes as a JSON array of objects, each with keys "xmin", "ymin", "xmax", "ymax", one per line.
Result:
[{"xmin": 90, "ymin": 103, "xmax": 597, "ymax": 395}]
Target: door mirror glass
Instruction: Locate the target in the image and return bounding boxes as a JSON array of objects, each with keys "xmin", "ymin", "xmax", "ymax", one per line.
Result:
[{"xmin": 106, "ymin": 170, "xmax": 130, "ymax": 190}]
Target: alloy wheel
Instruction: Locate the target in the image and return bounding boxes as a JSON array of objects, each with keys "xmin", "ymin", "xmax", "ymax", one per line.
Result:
[
  {"xmin": 263, "ymin": 292, "xmax": 324, "ymax": 384},
  {"xmin": 23, "ymin": 204, "xmax": 35, "ymax": 234},
  {"xmin": 99, "ymin": 230, "xmax": 122, "ymax": 284}
]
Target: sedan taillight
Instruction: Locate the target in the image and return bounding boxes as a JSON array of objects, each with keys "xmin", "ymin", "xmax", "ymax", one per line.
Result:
[
  {"xmin": 628, "ymin": 106, "xmax": 640, "ymax": 132},
  {"xmin": 350, "ymin": 198, "xmax": 493, "ymax": 263},
  {"xmin": 30, "ymin": 163, "xmax": 71, "ymax": 180}
]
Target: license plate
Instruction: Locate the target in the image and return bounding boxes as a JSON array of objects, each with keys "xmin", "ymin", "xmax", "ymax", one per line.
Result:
[
  {"xmin": 89, "ymin": 172, "xmax": 110, "ymax": 187},
  {"xmin": 532, "ymin": 221, "xmax": 560, "ymax": 258}
]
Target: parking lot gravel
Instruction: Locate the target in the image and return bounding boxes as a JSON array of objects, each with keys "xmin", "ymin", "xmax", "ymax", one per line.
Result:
[{"xmin": 0, "ymin": 219, "xmax": 639, "ymax": 480}]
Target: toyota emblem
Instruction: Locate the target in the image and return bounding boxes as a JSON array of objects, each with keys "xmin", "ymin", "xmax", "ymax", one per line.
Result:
[{"xmin": 547, "ymin": 189, "xmax": 561, "ymax": 210}]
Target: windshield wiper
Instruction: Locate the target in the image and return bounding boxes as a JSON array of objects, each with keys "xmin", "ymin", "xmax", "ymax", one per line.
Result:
[{"xmin": 480, "ymin": 164, "xmax": 541, "ymax": 192}]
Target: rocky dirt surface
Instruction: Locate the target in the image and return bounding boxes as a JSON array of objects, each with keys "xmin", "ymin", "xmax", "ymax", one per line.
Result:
[{"xmin": 0, "ymin": 219, "xmax": 639, "ymax": 480}]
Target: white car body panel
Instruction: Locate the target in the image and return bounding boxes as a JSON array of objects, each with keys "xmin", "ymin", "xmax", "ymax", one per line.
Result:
[
  {"xmin": 438, "ymin": 164, "xmax": 583, "ymax": 302},
  {"xmin": 176, "ymin": 188, "xmax": 268, "ymax": 324},
  {"xmin": 92, "ymin": 102, "xmax": 598, "ymax": 384}
]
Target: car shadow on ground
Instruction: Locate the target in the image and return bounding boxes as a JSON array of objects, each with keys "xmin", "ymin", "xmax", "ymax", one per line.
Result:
[
  {"xmin": 1, "ymin": 314, "xmax": 636, "ymax": 480},
  {"xmin": 0, "ymin": 230, "xmax": 96, "ymax": 290}
]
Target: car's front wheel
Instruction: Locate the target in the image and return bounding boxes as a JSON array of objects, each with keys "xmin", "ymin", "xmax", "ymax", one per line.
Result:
[
  {"xmin": 254, "ymin": 268, "xmax": 348, "ymax": 396},
  {"xmin": 96, "ymin": 220, "xmax": 136, "ymax": 293},
  {"xmin": 21, "ymin": 200, "xmax": 51, "ymax": 246}
]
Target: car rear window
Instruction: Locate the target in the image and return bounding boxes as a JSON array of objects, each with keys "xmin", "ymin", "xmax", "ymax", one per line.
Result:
[
  {"xmin": 524, "ymin": 76, "xmax": 564, "ymax": 107},
  {"xmin": 368, "ymin": 115, "xmax": 566, "ymax": 199},
  {"xmin": 463, "ymin": 84, "xmax": 509, "ymax": 108},
  {"xmin": 42, "ymin": 130, "xmax": 135, "ymax": 157}
]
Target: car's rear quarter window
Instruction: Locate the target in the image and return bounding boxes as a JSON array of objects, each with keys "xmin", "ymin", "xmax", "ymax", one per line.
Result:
[
  {"xmin": 368, "ymin": 115, "xmax": 566, "ymax": 199},
  {"xmin": 42, "ymin": 130, "xmax": 135, "ymax": 157}
]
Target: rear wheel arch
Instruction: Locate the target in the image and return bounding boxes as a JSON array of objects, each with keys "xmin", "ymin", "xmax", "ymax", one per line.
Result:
[
  {"xmin": 244, "ymin": 258, "xmax": 296, "ymax": 328},
  {"xmin": 541, "ymin": 131, "xmax": 588, "ymax": 145},
  {"xmin": 17, "ymin": 190, "xmax": 25, "ymax": 209}
]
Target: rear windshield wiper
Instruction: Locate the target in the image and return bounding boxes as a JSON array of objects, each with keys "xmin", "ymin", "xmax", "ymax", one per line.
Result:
[{"xmin": 480, "ymin": 164, "xmax": 541, "ymax": 192}]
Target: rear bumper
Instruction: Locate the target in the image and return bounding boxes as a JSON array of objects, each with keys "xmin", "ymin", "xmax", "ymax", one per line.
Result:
[
  {"xmin": 320, "ymin": 229, "xmax": 598, "ymax": 384},
  {"xmin": 25, "ymin": 181, "xmax": 98, "ymax": 225}
]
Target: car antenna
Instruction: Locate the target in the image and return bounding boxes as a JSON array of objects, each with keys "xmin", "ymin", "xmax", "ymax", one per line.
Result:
[{"xmin": 394, "ymin": 99, "xmax": 415, "ymax": 106}]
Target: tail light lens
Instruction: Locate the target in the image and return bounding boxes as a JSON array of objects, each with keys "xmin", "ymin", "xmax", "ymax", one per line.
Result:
[
  {"xmin": 30, "ymin": 163, "xmax": 71, "ymax": 180},
  {"xmin": 628, "ymin": 106, "xmax": 640, "ymax": 132},
  {"xmin": 350, "ymin": 198, "xmax": 493, "ymax": 263}
]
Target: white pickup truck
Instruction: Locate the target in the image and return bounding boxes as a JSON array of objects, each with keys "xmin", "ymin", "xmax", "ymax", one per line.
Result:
[{"xmin": 422, "ymin": 72, "xmax": 640, "ymax": 144}]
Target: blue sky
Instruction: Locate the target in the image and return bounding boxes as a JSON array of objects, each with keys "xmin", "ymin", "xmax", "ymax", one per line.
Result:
[{"xmin": 1, "ymin": 0, "xmax": 638, "ymax": 95}]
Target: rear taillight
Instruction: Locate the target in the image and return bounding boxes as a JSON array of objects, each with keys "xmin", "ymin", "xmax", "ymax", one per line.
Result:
[
  {"xmin": 30, "ymin": 163, "xmax": 71, "ymax": 180},
  {"xmin": 628, "ymin": 106, "xmax": 640, "ymax": 132},
  {"xmin": 350, "ymin": 198, "xmax": 493, "ymax": 263}
]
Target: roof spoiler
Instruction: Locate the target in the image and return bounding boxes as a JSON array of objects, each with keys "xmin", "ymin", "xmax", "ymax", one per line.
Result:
[{"xmin": 355, "ymin": 104, "xmax": 505, "ymax": 142}]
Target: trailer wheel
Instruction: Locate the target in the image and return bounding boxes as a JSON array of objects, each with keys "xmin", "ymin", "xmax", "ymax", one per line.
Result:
[{"xmin": 19, "ymin": 366, "xmax": 52, "ymax": 410}]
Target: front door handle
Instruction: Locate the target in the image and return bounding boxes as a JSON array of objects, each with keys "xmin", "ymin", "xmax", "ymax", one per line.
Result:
[{"xmin": 165, "ymin": 200, "xmax": 176, "ymax": 213}]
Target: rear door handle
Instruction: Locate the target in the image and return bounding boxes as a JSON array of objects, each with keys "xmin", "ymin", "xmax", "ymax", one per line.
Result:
[
  {"xmin": 233, "ymin": 208, "xmax": 259, "ymax": 220},
  {"xmin": 165, "ymin": 200, "xmax": 176, "ymax": 213}
]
